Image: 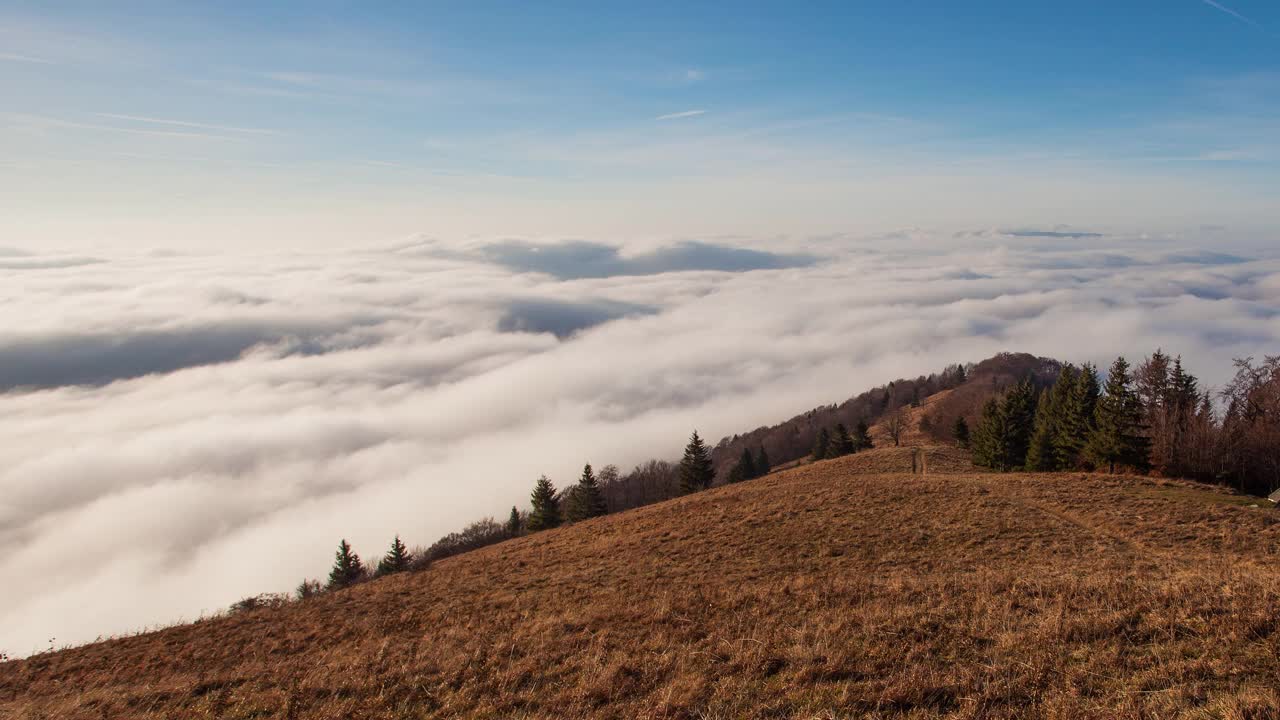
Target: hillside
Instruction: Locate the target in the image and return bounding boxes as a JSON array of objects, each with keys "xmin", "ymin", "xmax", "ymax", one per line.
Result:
[
  {"xmin": 7, "ymin": 449, "xmax": 1280, "ymax": 718},
  {"xmin": 709, "ymin": 352, "xmax": 1058, "ymax": 474}
]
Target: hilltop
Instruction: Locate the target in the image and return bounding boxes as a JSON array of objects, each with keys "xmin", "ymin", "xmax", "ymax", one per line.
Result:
[
  {"xmin": 708, "ymin": 352, "xmax": 1058, "ymax": 474},
  {"xmin": 6, "ymin": 447, "xmax": 1280, "ymax": 719}
]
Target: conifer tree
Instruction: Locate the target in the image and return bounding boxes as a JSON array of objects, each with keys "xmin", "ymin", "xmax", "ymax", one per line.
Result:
[
  {"xmin": 755, "ymin": 446, "xmax": 771, "ymax": 475},
  {"xmin": 1001, "ymin": 378, "xmax": 1038, "ymax": 469},
  {"xmin": 567, "ymin": 463, "xmax": 608, "ymax": 521},
  {"xmin": 971, "ymin": 397, "xmax": 1008, "ymax": 470},
  {"xmin": 1025, "ymin": 389, "xmax": 1057, "ymax": 471},
  {"xmin": 833, "ymin": 423, "xmax": 856, "ymax": 456},
  {"xmin": 1164, "ymin": 356, "xmax": 1200, "ymax": 474},
  {"xmin": 327, "ymin": 539, "xmax": 364, "ymax": 589},
  {"xmin": 1038, "ymin": 364, "xmax": 1082, "ymax": 471},
  {"xmin": 376, "ymin": 535, "xmax": 412, "ymax": 576},
  {"xmin": 811, "ymin": 427, "xmax": 831, "ymax": 461},
  {"xmin": 1054, "ymin": 363, "xmax": 1098, "ymax": 469},
  {"xmin": 678, "ymin": 431, "xmax": 715, "ymax": 494},
  {"xmin": 527, "ymin": 475, "xmax": 562, "ymax": 530},
  {"xmin": 506, "ymin": 506, "xmax": 522, "ymax": 537},
  {"xmin": 1136, "ymin": 350, "xmax": 1172, "ymax": 472},
  {"xmin": 1086, "ymin": 357, "xmax": 1151, "ymax": 474},
  {"xmin": 728, "ymin": 446, "xmax": 757, "ymax": 483},
  {"xmin": 952, "ymin": 416, "xmax": 970, "ymax": 449},
  {"xmin": 853, "ymin": 421, "xmax": 873, "ymax": 451},
  {"xmin": 295, "ymin": 578, "xmax": 322, "ymax": 600}
]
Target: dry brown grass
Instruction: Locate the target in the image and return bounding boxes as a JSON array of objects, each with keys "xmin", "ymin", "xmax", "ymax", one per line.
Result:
[
  {"xmin": 6, "ymin": 449, "xmax": 1280, "ymax": 719},
  {"xmin": 868, "ymin": 390, "xmax": 958, "ymax": 449}
]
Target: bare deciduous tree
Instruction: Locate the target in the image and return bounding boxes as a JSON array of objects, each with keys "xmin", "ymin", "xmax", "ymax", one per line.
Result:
[{"xmin": 885, "ymin": 406, "xmax": 910, "ymax": 447}]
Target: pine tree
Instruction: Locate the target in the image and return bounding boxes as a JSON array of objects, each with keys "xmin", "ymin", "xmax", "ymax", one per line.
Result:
[
  {"xmin": 853, "ymin": 420, "xmax": 873, "ymax": 450},
  {"xmin": 971, "ymin": 397, "xmax": 1008, "ymax": 470},
  {"xmin": 1025, "ymin": 389, "xmax": 1057, "ymax": 471},
  {"xmin": 678, "ymin": 431, "xmax": 715, "ymax": 494},
  {"xmin": 1043, "ymin": 365, "xmax": 1079, "ymax": 468},
  {"xmin": 1001, "ymin": 378, "xmax": 1038, "ymax": 470},
  {"xmin": 755, "ymin": 446, "xmax": 771, "ymax": 475},
  {"xmin": 811, "ymin": 427, "xmax": 831, "ymax": 461},
  {"xmin": 1086, "ymin": 357, "xmax": 1151, "ymax": 474},
  {"xmin": 295, "ymin": 578, "xmax": 322, "ymax": 600},
  {"xmin": 1165, "ymin": 356, "xmax": 1200, "ymax": 475},
  {"xmin": 728, "ymin": 447, "xmax": 757, "ymax": 483},
  {"xmin": 1188, "ymin": 389, "xmax": 1217, "ymax": 479},
  {"xmin": 505, "ymin": 506, "xmax": 522, "ymax": 537},
  {"xmin": 952, "ymin": 416, "xmax": 970, "ymax": 449},
  {"xmin": 376, "ymin": 535, "xmax": 412, "ymax": 576},
  {"xmin": 527, "ymin": 475, "xmax": 562, "ymax": 530},
  {"xmin": 833, "ymin": 423, "xmax": 856, "ymax": 456},
  {"xmin": 327, "ymin": 539, "xmax": 364, "ymax": 589},
  {"xmin": 567, "ymin": 463, "xmax": 608, "ymax": 521},
  {"xmin": 1136, "ymin": 350, "xmax": 1172, "ymax": 473},
  {"xmin": 1054, "ymin": 363, "xmax": 1098, "ymax": 469}
]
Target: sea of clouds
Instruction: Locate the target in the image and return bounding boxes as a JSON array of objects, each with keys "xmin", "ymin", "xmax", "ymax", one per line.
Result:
[{"xmin": 2, "ymin": 229, "xmax": 1279, "ymax": 654}]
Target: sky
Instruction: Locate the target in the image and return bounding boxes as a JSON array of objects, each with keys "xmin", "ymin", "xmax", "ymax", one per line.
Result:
[
  {"xmin": 2, "ymin": 2, "xmax": 1280, "ymax": 656},
  {"xmin": 2, "ymin": 0, "xmax": 1280, "ymax": 245}
]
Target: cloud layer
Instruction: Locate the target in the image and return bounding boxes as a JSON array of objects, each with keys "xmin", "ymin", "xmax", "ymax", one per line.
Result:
[{"xmin": 2, "ymin": 231, "xmax": 1279, "ymax": 654}]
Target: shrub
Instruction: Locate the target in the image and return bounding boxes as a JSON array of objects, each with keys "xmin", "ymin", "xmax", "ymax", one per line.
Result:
[
  {"xmin": 229, "ymin": 593, "xmax": 290, "ymax": 614},
  {"xmin": 407, "ymin": 546, "xmax": 433, "ymax": 572},
  {"xmin": 295, "ymin": 579, "xmax": 323, "ymax": 600},
  {"xmin": 425, "ymin": 518, "xmax": 509, "ymax": 562}
]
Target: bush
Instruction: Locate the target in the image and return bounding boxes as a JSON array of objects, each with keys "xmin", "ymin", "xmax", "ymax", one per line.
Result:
[
  {"xmin": 295, "ymin": 579, "xmax": 323, "ymax": 600},
  {"xmin": 425, "ymin": 518, "xmax": 509, "ymax": 562},
  {"xmin": 229, "ymin": 593, "xmax": 290, "ymax": 614},
  {"xmin": 407, "ymin": 546, "xmax": 433, "ymax": 572}
]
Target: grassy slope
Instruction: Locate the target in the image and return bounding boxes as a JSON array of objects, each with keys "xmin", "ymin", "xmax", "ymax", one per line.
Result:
[{"xmin": 5, "ymin": 449, "xmax": 1280, "ymax": 719}]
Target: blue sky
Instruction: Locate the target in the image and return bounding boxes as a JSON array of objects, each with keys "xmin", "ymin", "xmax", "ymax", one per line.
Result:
[{"xmin": 2, "ymin": 1, "xmax": 1278, "ymax": 246}]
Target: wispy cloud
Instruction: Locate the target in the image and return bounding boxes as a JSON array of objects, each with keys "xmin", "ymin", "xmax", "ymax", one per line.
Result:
[
  {"xmin": 262, "ymin": 71, "xmax": 328, "ymax": 88},
  {"xmin": 655, "ymin": 109, "xmax": 707, "ymax": 121},
  {"xmin": 1200, "ymin": 148, "xmax": 1262, "ymax": 161},
  {"xmin": 3, "ymin": 113, "xmax": 242, "ymax": 140},
  {"xmin": 0, "ymin": 52, "xmax": 55, "ymax": 64},
  {"xmin": 93, "ymin": 113, "xmax": 277, "ymax": 136},
  {"xmin": 1200, "ymin": 0, "xmax": 1266, "ymax": 29}
]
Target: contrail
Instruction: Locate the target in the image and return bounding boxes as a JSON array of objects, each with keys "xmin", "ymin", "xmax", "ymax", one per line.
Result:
[
  {"xmin": 655, "ymin": 109, "xmax": 707, "ymax": 121},
  {"xmin": 1200, "ymin": 0, "xmax": 1265, "ymax": 29}
]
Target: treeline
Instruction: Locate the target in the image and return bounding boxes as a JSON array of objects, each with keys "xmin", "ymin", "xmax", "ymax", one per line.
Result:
[
  {"xmin": 710, "ymin": 362, "xmax": 975, "ymax": 476},
  {"xmin": 809, "ymin": 421, "xmax": 874, "ymax": 461},
  {"xmin": 259, "ymin": 431, "xmax": 726, "ymax": 609},
  {"xmin": 969, "ymin": 350, "xmax": 1280, "ymax": 495},
  {"xmin": 242, "ymin": 355, "xmax": 1045, "ymax": 611},
  {"xmin": 233, "ymin": 349, "xmax": 1279, "ymax": 614}
]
